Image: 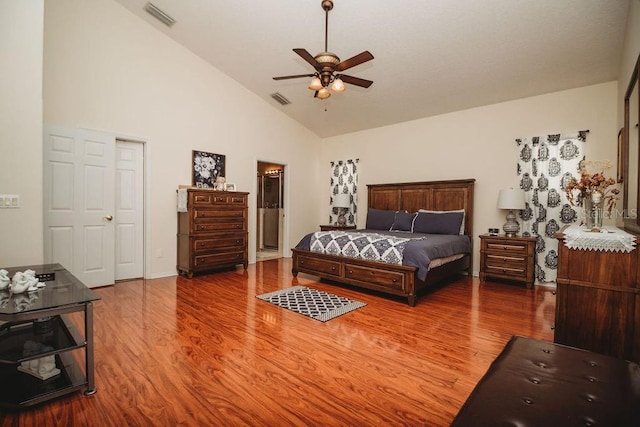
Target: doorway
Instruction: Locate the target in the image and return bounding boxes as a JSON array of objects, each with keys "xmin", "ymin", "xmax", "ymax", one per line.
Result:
[{"xmin": 256, "ymin": 161, "xmax": 285, "ymax": 261}]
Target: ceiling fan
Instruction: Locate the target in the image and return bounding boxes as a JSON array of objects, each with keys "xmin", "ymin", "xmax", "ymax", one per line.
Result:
[{"xmin": 272, "ymin": 0, "xmax": 374, "ymax": 100}]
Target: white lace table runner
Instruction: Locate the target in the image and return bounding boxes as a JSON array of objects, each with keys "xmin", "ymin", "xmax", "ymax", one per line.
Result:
[{"xmin": 562, "ymin": 225, "xmax": 637, "ymax": 253}]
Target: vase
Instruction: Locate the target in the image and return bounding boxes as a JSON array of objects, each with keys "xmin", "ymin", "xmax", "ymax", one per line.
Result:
[{"xmin": 584, "ymin": 191, "xmax": 604, "ymax": 231}]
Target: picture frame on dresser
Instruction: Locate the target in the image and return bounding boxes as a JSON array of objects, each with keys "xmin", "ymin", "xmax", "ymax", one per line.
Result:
[
  {"xmin": 192, "ymin": 150, "xmax": 225, "ymax": 188},
  {"xmin": 225, "ymin": 183, "xmax": 236, "ymax": 191}
]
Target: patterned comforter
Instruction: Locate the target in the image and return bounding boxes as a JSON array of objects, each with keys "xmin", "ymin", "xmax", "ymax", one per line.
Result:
[
  {"xmin": 310, "ymin": 231, "xmax": 423, "ymax": 265},
  {"xmin": 297, "ymin": 229, "xmax": 472, "ymax": 282}
]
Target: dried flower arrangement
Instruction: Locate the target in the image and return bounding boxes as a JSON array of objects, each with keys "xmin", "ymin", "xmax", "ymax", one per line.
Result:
[{"xmin": 565, "ymin": 160, "xmax": 620, "ymax": 214}]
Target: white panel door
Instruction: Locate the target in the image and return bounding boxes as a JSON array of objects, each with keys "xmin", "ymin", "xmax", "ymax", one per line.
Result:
[
  {"xmin": 44, "ymin": 126, "xmax": 116, "ymax": 287},
  {"xmin": 43, "ymin": 127, "xmax": 76, "ymax": 272},
  {"xmin": 115, "ymin": 141, "xmax": 144, "ymax": 280}
]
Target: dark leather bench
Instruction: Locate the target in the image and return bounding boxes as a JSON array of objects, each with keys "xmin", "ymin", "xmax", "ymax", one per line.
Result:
[{"xmin": 451, "ymin": 335, "xmax": 640, "ymax": 426}]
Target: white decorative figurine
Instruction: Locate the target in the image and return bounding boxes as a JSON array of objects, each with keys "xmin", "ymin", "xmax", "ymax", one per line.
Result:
[
  {"xmin": 215, "ymin": 176, "xmax": 226, "ymax": 191},
  {"xmin": 18, "ymin": 341, "xmax": 61, "ymax": 380},
  {"xmin": 10, "ymin": 270, "xmax": 39, "ymax": 294},
  {"xmin": 0, "ymin": 269, "xmax": 9, "ymax": 290}
]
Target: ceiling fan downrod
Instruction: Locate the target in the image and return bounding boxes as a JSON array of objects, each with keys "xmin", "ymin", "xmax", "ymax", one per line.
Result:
[{"xmin": 322, "ymin": 0, "xmax": 333, "ymax": 52}]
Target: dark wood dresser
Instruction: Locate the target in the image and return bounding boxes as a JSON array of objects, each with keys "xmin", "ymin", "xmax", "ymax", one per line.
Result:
[
  {"xmin": 177, "ymin": 189, "xmax": 248, "ymax": 278},
  {"xmin": 479, "ymin": 234, "xmax": 536, "ymax": 288},
  {"xmin": 554, "ymin": 228, "xmax": 640, "ymax": 362}
]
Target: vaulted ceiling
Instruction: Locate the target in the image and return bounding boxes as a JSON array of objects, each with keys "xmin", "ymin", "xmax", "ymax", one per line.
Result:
[{"xmin": 113, "ymin": 0, "xmax": 630, "ymax": 138}]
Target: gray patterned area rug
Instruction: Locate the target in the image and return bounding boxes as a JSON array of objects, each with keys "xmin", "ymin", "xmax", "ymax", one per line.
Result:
[{"xmin": 256, "ymin": 286, "xmax": 366, "ymax": 322}]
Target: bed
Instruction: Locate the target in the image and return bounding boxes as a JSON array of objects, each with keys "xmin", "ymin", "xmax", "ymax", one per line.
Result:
[{"xmin": 291, "ymin": 179, "xmax": 475, "ymax": 306}]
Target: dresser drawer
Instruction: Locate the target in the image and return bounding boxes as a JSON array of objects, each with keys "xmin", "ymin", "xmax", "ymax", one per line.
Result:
[
  {"xmin": 194, "ymin": 251, "xmax": 245, "ymax": 268},
  {"xmin": 191, "ymin": 192, "xmax": 247, "ymax": 206},
  {"xmin": 194, "ymin": 235, "xmax": 245, "ymax": 252},
  {"xmin": 345, "ymin": 264, "xmax": 405, "ymax": 291},
  {"xmin": 194, "ymin": 209, "xmax": 245, "ymax": 220},
  {"xmin": 296, "ymin": 255, "xmax": 341, "ymax": 277},
  {"xmin": 195, "ymin": 222, "xmax": 245, "ymax": 232}
]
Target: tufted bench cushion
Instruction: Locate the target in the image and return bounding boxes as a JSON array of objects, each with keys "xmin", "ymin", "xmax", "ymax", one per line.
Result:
[{"xmin": 451, "ymin": 335, "xmax": 640, "ymax": 426}]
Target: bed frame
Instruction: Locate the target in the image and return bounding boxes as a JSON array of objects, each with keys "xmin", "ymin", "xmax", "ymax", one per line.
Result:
[{"xmin": 291, "ymin": 179, "xmax": 475, "ymax": 306}]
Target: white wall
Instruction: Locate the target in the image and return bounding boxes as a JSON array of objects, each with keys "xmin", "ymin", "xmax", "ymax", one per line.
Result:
[
  {"xmin": 321, "ymin": 81, "xmax": 619, "ymax": 276},
  {"xmin": 43, "ymin": 0, "xmax": 322, "ymax": 278},
  {"xmin": 0, "ymin": 0, "xmax": 44, "ymax": 266}
]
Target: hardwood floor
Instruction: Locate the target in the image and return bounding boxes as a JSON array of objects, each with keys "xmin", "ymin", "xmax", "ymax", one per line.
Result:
[{"xmin": 1, "ymin": 258, "xmax": 555, "ymax": 426}]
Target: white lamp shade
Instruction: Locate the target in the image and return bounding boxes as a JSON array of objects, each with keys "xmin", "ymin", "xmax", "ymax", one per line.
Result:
[
  {"xmin": 333, "ymin": 193, "xmax": 350, "ymax": 208},
  {"xmin": 497, "ymin": 189, "xmax": 525, "ymax": 210},
  {"xmin": 331, "ymin": 77, "xmax": 345, "ymax": 92},
  {"xmin": 317, "ymin": 87, "xmax": 331, "ymax": 99},
  {"xmin": 308, "ymin": 77, "xmax": 322, "ymax": 91}
]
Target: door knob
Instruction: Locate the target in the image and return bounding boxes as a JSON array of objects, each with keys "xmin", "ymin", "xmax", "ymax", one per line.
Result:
[{"xmin": 104, "ymin": 215, "xmax": 113, "ymax": 221}]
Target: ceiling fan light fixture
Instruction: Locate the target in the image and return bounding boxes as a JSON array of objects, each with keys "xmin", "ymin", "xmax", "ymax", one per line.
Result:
[
  {"xmin": 331, "ymin": 77, "xmax": 345, "ymax": 92},
  {"xmin": 308, "ymin": 77, "xmax": 322, "ymax": 91},
  {"xmin": 317, "ymin": 87, "xmax": 331, "ymax": 99}
]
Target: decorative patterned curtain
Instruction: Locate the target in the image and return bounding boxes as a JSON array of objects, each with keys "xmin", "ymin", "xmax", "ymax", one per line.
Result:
[
  {"xmin": 516, "ymin": 131, "xmax": 588, "ymax": 284},
  {"xmin": 329, "ymin": 159, "xmax": 359, "ymax": 226}
]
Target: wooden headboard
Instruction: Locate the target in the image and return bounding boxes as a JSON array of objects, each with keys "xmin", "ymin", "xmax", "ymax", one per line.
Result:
[{"xmin": 367, "ymin": 179, "xmax": 475, "ymax": 236}]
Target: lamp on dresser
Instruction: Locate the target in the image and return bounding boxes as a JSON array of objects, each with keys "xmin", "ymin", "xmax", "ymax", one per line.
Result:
[
  {"xmin": 498, "ymin": 188, "xmax": 525, "ymax": 237},
  {"xmin": 333, "ymin": 193, "xmax": 350, "ymax": 227}
]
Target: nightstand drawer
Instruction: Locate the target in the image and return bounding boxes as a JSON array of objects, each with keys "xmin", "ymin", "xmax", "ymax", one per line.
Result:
[
  {"xmin": 484, "ymin": 264, "xmax": 526, "ymax": 278},
  {"xmin": 485, "ymin": 242, "xmax": 529, "ymax": 254},
  {"xmin": 485, "ymin": 253, "xmax": 527, "ymax": 267}
]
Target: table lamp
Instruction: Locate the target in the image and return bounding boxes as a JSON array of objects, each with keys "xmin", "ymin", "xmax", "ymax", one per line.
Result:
[
  {"xmin": 497, "ymin": 189, "xmax": 525, "ymax": 237},
  {"xmin": 333, "ymin": 193, "xmax": 350, "ymax": 227}
]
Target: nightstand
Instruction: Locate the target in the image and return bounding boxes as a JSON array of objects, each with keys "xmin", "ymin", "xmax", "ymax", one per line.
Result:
[
  {"xmin": 319, "ymin": 225, "xmax": 356, "ymax": 231},
  {"xmin": 479, "ymin": 234, "xmax": 536, "ymax": 288}
]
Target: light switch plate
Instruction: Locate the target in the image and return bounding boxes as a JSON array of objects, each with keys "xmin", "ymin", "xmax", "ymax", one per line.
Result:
[{"xmin": 0, "ymin": 194, "xmax": 20, "ymax": 208}]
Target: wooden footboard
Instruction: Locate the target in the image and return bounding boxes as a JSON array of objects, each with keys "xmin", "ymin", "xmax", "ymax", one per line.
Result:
[{"xmin": 292, "ymin": 249, "xmax": 470, "ymax": 306}]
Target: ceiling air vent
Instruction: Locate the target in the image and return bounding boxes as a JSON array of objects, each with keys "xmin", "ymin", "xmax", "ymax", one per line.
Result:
[
  {"xmin": 144, "ymin": 2, "xmax": 176, "ymax": 27},
  {"xmin": 270, "ymin": 92, "xmax": 291, "ymax": 106}
]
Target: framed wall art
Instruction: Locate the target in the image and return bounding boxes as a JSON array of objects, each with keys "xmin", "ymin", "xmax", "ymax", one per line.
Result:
[{"xmin": 192, "ymin": 151, "xmax": 225, "ymax": 188}]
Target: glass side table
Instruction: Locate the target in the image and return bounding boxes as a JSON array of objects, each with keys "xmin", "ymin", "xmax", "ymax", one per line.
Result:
[{"xmin": 0, "ymin": 263, "xmax": 100, "ymax": 409}]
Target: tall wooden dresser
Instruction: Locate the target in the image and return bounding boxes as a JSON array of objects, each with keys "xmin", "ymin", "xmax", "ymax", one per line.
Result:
[
  {"xmin": 554, "ymin": 226, "xmax": 640, "ymax": 362},
  {"xmin": 177, "ymin": 189, "xmax": 249, "ymax": 278}
]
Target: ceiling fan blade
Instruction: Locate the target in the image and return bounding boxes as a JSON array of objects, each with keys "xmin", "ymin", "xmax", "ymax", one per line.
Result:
[
  {"xmin": 293, "ymin": 48, "xmax": 321, "ymax": 70},
  {"xmin": 339, "ymin": 74, "xmax": 373, "ymax": 88},
  {"xmin": 336, "ymin": 51, "xmax": 374, "ymax": 72},
  {"xmin": 273, "ymin": 74, "xmax": 315, "ymax": 80}
]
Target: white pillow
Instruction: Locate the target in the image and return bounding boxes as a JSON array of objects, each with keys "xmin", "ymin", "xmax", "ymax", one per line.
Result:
[{"xmin": 418, "ymin": 209, "xmax": 466, "ymax": 235}]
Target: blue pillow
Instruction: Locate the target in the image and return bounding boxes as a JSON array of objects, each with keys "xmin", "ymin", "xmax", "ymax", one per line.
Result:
[
  {"xmin": 366, "ymin": 208, "xmax": 396, "ymax": 230},
  {"xmin": 412, "ymin": 211, "xmax": 464, "ymax": 235},
  {"xmin": 390, "ymin": 211, "xmax": 416, "ymax": 231}
]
